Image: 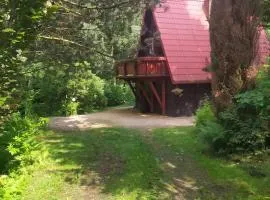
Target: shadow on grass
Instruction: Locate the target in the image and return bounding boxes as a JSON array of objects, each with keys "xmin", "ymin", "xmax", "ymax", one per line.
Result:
[
  {"xmin": 44, "ymin": 128, "xmax": 166, "ymax": 199},
  {"xmin": 153, "ymin": 127, "xmax": 270, "ymax": 200},
  {"xmin": 43, "ymin": 126, "xmax": 270, "ymax": 199},
  {"xmin": 43, "ymin": 127, "xmax": 235, "ymax": 199}
]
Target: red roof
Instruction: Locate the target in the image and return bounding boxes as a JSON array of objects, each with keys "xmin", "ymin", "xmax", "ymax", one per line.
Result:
[{"xmin": 152, "ymin": 0, "xmax": 270, "ymax": 84}]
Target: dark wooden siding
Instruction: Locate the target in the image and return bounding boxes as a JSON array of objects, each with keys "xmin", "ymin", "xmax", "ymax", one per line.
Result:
[
  {"xmin": 134, "ymin": 80, "xmax": 211, "ymax": 117},
  {"xmin": 166, "ymin": 82, "xmax": 211, "ymax": 116}
]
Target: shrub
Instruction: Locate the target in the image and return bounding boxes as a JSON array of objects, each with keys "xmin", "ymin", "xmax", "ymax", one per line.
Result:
[
  {"xmin": 65, "ymin": 68, "xmax": 107, "ymax": 115},
  {"xmin": 28, "ymin": 62, "xmax": 108, "ymax": 116},
  {"xmin": 225, "ymin": 67, "xmax": 269, "ymax": 153},
  {"xmin": 0, "ymin": 114, "xmax": 47, "ymax": 173},
  {"xmin": 104, "ymin": 81, "xmax": 134, "ymax": 107},
  {"xmin": 218, "ymin": 107, "xmax": 267, "ymax": 153},
  {"xmin": 218, "ymin": 68, "xmax": 270, "ymax": 153},
  {"xmin": 63, "ymin": 101, "xmax": 80, "ymax": 116},
  {"xmin": 195, "ymin": 101, "xmax": 226, "ymax": 152},
  {"xmin": 196, "ymin": 67, "xmax": 270, "ymax": 155},
  {"xmin": 195, "ymin": 101, "xmax": 216, "ymax": 127}
]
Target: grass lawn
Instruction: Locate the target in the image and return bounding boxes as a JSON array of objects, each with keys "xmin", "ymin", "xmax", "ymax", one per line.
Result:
[
  {"xmin": 1, "ymin": 127, "xmax": 269, "ymax": 200},
  {"xmin": 19, "ymin": 128, "xmax": 168, "ymax": 200},
  {"xmin": 153, "ymin": 127, "xmax": 270, "ymax": 200}
]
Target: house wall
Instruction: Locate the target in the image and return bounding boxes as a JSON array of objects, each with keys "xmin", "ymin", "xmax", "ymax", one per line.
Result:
[
  {"xmin": 166, "ymin": 82, "xmax": 211, "ymax": 116},
  {"xmin": 134, "ymin": 80, "xmax": 211, "ymax": 117}
]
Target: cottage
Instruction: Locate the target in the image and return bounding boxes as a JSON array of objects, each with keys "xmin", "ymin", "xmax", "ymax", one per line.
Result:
[{"xmin": 116, "ymin": 0, "xmax": 270, "ymax": 116}]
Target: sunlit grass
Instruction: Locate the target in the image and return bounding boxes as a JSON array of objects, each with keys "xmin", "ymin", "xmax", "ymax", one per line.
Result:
[
  {"xmin": 19, "ymin": 128, "xmax": 167, "ymax": 200},
  {"xmin": 2, "ymin": 127, "xmax": 269, "ymax": 200},
  {"xmin": 153, "ymin": 127, "xmax": 270, "ymax": 200}
]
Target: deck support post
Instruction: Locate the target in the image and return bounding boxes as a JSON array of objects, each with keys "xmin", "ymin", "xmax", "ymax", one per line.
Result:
[
  {"xmin": 150, "ymin": 90, "xmax": 154, "ymax": 112},
  {"xmin": 148, "ymin": 81, "xmax": 166, "ymax": 115},
  {"xmin": 137, "ymin": 82, "xmax": 153, "ymax": 112},
  {"xmin": 127, "ymin": 81, "xmax": 137, "ymax": 98},
  {"xmin": 149, "ymin": 82, "xmax": 162, "ymax": 106},
  {"xmin": 162, "ymin": 80, "xmax": 166, "ymax": 115}
]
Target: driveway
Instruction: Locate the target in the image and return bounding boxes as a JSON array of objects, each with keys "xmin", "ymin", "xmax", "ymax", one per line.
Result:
[{"xmin": 49, "ymin": 107, "xmax": 194, "ymax": 131}]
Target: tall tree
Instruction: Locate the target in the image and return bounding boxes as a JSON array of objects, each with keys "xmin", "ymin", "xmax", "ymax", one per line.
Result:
[
  {"xmin": 1, "ymin": 1, "xmax": 147, "ymax": 118},
  {"xmin": 263, "ymin": 0, "xmax": 270, "ymax": 28},
  {"xmin": 0, "ymin": 0, "xmax": 50, "ymax": 121},
  {"xmin": 209, "ymin": 0, "xmax": 261, "ymax": 113}
]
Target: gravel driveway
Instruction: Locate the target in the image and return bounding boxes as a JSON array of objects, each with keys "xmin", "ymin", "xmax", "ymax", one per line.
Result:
[{"xmin": 49, "ymin": 107, "xmax": 194, "ymax": 131}]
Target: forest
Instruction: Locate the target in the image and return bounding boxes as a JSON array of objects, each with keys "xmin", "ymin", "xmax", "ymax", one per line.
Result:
[{"xmin": 0, "ymin": 0, "xmax": 270, "ymax": 199}]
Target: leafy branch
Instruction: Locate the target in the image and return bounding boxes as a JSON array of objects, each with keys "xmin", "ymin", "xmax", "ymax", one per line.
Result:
[{"xmin": 38, "ymin": 35, "xmax": 115, "ymax": 59}]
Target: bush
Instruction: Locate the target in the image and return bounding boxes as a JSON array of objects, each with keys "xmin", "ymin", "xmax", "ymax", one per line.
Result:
[
  {"xmin": 218, "ymin": 107, "xmax": 267, "ymax": 153},
  {"xmin": 63, "ymin": 101, "xmax": 79, "ymax": 116},
  {"xmin": 196, "ymin": 67, "xmax": 270, "ymax": 154},
  {"xmin": 65, "ymin": 66, "xmax": 107, "ymax": 115},
  {"xmin": 218, "ymin": 68, "xmax": 270, "ymax": 153},
  {"xmin": 0, "ymin": 114, "xmax": 47, "ymax": 173},
  {"xmin": 195, "ymin": 101, "xmax": 226, "ymax": 152},
  {"xmin": 195, "ymin": 101, "xmax": 216, "ymax": 127},
  {"xmin": 104, "ymin": 81, "xmax": 134, "ymax": 107},
  {"xmin": 24, "ymin": 62, "xmax": 135, "ymax": 117},
  {"xmin": 28, "ymin": 62, "xmax": 108, "ymax": 116}
]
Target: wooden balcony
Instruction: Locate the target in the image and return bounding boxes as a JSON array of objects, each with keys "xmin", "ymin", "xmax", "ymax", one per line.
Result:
[{"xmin": 116, "ymin": 57, "xmax": 169, "ymax": 79}]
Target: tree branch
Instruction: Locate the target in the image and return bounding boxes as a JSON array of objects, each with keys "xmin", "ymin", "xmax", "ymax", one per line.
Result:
[
  {"xmin": 58, "ymin": 0, "xmax": 131, "ymax": 10},
  {"xmin": 38, "ymin": 35, "xmax": 115, "ymax": 59}
]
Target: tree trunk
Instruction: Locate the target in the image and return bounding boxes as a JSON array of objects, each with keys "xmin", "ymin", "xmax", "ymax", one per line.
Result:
[{"xmin": 209, "ymin": 0, "xmax": 261, "ymax": 113}]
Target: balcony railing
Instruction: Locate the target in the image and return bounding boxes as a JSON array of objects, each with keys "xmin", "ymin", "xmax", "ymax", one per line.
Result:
[{"xmin": 116, "ymin": 57, "xmax": 168, "ymax": 78}]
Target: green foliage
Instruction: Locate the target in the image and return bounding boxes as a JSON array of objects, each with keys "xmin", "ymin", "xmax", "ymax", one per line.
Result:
[
  {"xmin": 0, "ymin": 1, "xmax": 143, "ymax": 199},
  {"xmin": 218, "ymin": 107, "xmax": 266, "ymax": 154},
  {"xmin": 0, "ymin": 0, "xmax": 52, "ymax": 121},
  {"xmin": 104, "ymin": 81, "xmax": 135, "ymax": 107},
  {"xmin": 196, "ymin": 102, "xmax": 225, "ymax": 152},
  {"xmin": 153, "ymin": 127, "xmax": 270, "ymax": 199},
  {"xmin": 63, "ymin": 101, "xmax": 79, "ymax": 116},
  {"xmin": 195, "ymin": 101, "xmax": 216, "ymax": 127},
  {"xmin": 263, "ymin": 0, "xmax": 270, "ymax": 28},
  {"xmin": 0, "ymin": 114, "xmax": 47, "ymax": 199},
  {"xmin": 27, "ymin": 62, "xmax": 108, "ymax": 116},
  {"xmin": 25, "ymin": 62, "xmax": 135, "ymax": 116},
  {"xmin": 2, "ymin": 128, "xmax": 166, "ymax": 200},
  {"xmin": 196, "ymin": 68, "xmax": 270, "ymax": 154},
  {"xmin": 65, "ymin": 63, "xmax": 107, "ymax": 114},
  {"xmin": 218, "ymin": 68, "xmax": 270, "ymax": 153},
  {"xmin": 0, "ymin": 114, "xmax": 47, "ymax": 173}
]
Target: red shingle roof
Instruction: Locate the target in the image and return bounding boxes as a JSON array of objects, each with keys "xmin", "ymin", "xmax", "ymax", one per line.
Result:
[{"xmin": 152, "ymin": 0, "xmax": 270, "ymax": 84}]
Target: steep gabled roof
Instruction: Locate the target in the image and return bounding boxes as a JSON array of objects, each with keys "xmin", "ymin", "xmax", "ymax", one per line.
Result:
[{"xmin": 152, "ymin": 0, "xmax": 270, "ymax": 84}]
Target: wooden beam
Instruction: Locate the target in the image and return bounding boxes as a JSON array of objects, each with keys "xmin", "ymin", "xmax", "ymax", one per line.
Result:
[
  {"xmin": 124, "ymin": 62, "xmax": 127, "ymax": 76},
  {"xmin": 148, "ymin": 82, "xmax": 162, "ymax": 106},
  {"xmin": 162, "ymin": 80, "xmax": 166, "ymax": 115},
  {"xmin": 137, "ymin": 82, "xmax": 153, "ymax": 111},
  {"xmin": 127, "ymin": 81, "xmax": 137, "ymax": 98},
  {"xmin": 150, "ymin": 90, "xmax": 154, "ymax": 112}
]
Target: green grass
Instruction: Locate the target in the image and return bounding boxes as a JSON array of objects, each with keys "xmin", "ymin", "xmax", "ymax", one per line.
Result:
[
  {"xmin": 1, "ymin": 127, "xmax": 269, "ymax": 200},
  {"xmin": 13, "ymin": 128, "xmax": 167, "ymax": 200},
  {"xmin": 153, "ymin": 127, "xmax": 270, "ymax": 200}
]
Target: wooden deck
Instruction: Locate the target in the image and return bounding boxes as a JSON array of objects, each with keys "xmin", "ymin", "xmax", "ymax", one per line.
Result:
[
  {"xmin": 116, "ymin": 57, "xmax": 169, "ymax": 115},
  {"xmin": 116, "ymin": 57, "xmax": 169, "ymax": 79}
]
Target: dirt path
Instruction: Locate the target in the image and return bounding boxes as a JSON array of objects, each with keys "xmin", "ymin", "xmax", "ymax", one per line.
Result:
[{"xmin": 49, "ymin": 107, "xmax": 194, "ymax": 131}]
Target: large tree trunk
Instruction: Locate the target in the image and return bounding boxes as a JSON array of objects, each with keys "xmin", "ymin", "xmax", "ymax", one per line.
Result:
[{"xmin": 209, "ymin": 0, "xmax": 261, "ymax": 113}]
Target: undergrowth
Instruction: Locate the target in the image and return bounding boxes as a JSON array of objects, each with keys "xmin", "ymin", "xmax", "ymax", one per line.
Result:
[
  {"xmin": 0, "ymin": 114, "xmax": 47, "ymax": 199},
  {"xmin": 196, "ymin": 67, "xmax": 270, "ymax": 155}
]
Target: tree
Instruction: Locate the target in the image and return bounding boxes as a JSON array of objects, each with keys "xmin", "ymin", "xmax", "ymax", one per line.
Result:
[
  {"xmin": 209, "ymin": 0, "xmax": 262, "ymax": 113},
  {"xmin": 0, "ymin": 0, "xmax": 50, "ymax": 122},
  {"xmin": 26, "ymin": 0, "xmax": 146, "ymax": 79},
  {"xmin": 263, "ymin": 0, "xmax": 270, "ymax": 28},
  {"xmin": 0, "ymin": 1, "xmax": 148, "ymax": 118}
]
